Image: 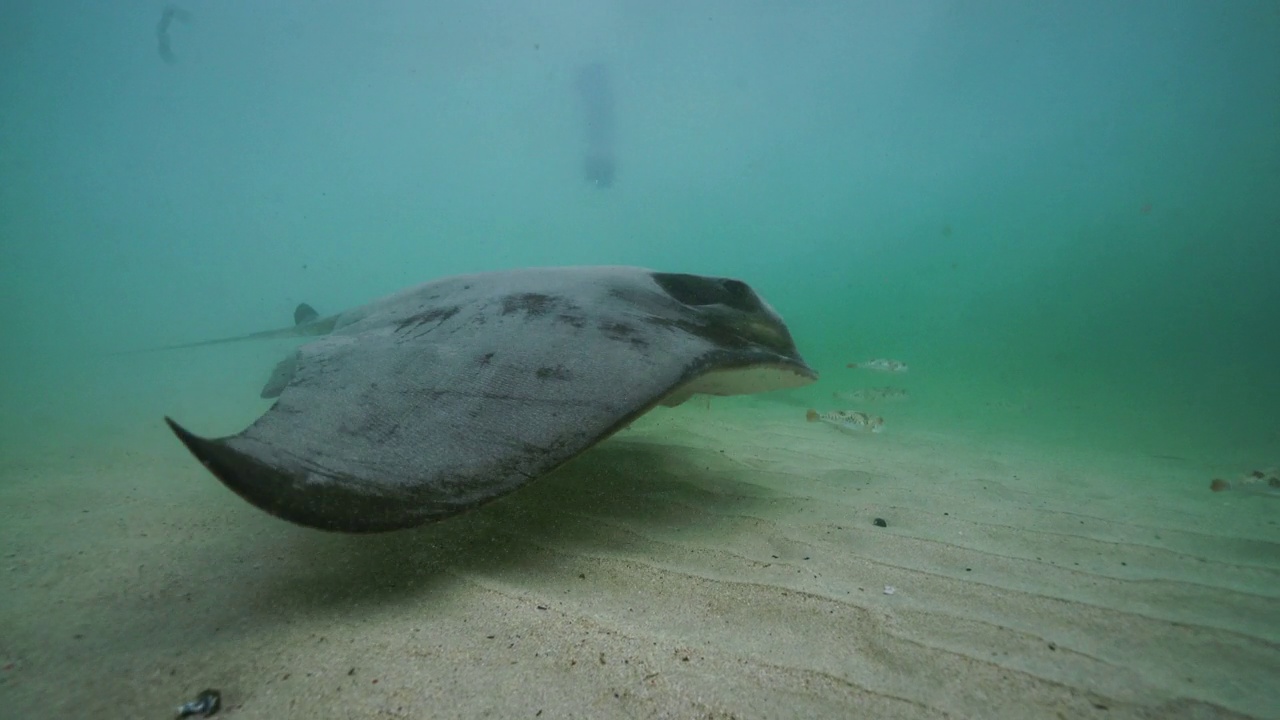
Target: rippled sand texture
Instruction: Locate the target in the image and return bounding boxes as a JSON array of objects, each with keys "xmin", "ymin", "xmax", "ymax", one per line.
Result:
[{"xmin": 1, "ymin": 403, "xmax": 1276, "ymax": 719}]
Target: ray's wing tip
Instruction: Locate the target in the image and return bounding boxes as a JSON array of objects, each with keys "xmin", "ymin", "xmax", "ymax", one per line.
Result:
[
  {"xmin": 162, "ymin": 414, "xmax": 425, "ymax": 533},
  {"xmin": 163, "ymin": 415, "xmax": 201, "ymax": 447},
  {"xmin": 164, "ymin": 416, "xmax": 225, "ymax": 473}
]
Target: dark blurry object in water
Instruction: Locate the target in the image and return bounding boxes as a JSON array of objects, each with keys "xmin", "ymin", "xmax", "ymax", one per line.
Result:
[
  {"xmin": 293, "ymin": 302, "xmax": 320, "ymax": 326},
  {"xmin": 583, "ymin": 152, "xmax": 615, "ymax": 188},
  {"xmin": 873, "ymin": 518, "xmax": 887, "ymax": 527},
  {"xmin": 575, "ymin": 63, "xmax": 616, "ymax": 188},
  {"xmin": 157, "ymin": 4, "xmax": 192, "ymax": 65},
  {"xmin": 175, "ymin": 688, "xmax": 220, "ymax": 718}
]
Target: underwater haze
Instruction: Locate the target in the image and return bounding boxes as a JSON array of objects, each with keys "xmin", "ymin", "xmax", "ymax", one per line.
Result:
[
  {"xmin": 2, "ymin": 1, "xmax": 1277, "ymax": 459},
  {"xmin": 1, "ymin": 1, "xmax": 1278, "ymax": 718}
]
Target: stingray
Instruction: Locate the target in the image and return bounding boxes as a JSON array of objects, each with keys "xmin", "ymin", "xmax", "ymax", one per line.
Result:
[{"xmin": 163, "ymin": 266, "xmax": 817, "ymax": 532}]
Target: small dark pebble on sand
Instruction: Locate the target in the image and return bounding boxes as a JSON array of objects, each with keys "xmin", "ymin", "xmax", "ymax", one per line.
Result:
[{"xmin": 873, "ymin": 518, "xmax": 887, "ymax": 527}]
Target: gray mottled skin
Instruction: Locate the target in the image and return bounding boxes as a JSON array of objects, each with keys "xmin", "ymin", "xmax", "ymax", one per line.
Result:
[{"xmin": 166, "ymin": 266, "xmax": 816, "ymax": 532}]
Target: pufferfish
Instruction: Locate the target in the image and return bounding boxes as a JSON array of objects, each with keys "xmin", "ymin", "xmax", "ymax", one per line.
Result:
[{"xmin": 806, "ymin": 408, "xmax": 885, "ymax": 433}]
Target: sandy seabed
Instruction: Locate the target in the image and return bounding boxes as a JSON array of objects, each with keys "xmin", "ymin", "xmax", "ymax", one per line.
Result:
[{"xmin": 1, "ymin": 401, "xmax": 1276, "ymax": 720}]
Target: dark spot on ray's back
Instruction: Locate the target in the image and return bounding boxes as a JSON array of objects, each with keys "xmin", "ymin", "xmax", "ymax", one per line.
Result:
[
  {"xmin": 535, "ymin": 365, "xmax": 573, "ymax": 381},
  {"xmin": 501, "ymin": 292, "xmax": 557, "ymax": 316},
  {"xmin": 599, "ymin": 321, "xmax": 636, "ymax": 340},
  {"xmin": 396, "ymin": 306, "xmax": 460, "ymax": 332},
  {"xmin": 557, "ymin": 313, "xmax": 587, "ymax": 328},
  {"xmin": 404, "ymin": 387, "xmax": 448, "ymax": 403},
  {"xmin": 601, "ymin": 320, "xmax": 637, "ymax": 335}
]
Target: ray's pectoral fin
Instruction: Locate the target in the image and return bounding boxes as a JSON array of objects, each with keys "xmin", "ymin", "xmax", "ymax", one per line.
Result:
[
  {"xmin": 261, "ymin": 353, "xmax": 299, "ymax": 399},
  {"xmin": 164, "ymin": 417, "xmax": 414, "ymax": 532}
]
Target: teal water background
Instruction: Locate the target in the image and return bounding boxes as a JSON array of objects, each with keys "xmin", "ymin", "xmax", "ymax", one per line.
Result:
[{"xmin": 1, "ymin": 2, "xmax": 1277, "ymax": 464}]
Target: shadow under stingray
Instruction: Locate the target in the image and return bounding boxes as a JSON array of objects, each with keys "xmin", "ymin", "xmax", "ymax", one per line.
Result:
[
  {"xmin": 230, "ymin": 435, "xmax": 781, "ymax": 620},
  {"xmin": 7, "ymin": 430, "xmax": 793, "ymax": 720}
]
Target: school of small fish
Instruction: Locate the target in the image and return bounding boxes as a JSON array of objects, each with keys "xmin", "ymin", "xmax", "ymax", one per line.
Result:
[
  {"xmin": 1210, "ymin": 467, "xmax": 1279, "ymax": 497},
  {"xmin": 846, "ymin": 358, "xmax": 908, "ymax": 373},
  {"xmin": 805, "ymin": 358, "xmax": 909, "ymax": 435},
  {"xmin": 806, "ymin": 408, "xmax": 885, "ymax": 433},
  {"xmin": 813, "ymin": 357, "xmax": 1270, "ymax": 506}
]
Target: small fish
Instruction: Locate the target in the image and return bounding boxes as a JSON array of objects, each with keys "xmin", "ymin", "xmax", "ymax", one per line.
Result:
[
  {"xmin": 1209, "ymin": 468, "xmax": 1280, "ymax": 497},
  {"xmin": 833, "ymin": 386, "xmax": 909, "ymax": 403},
  {"xmin": 806, "ymin": 408, "xmax": 884, "ymax": 433},
  {"xmin": 846, "ymin": 359, "xmax": 908, "ymax": 373}
]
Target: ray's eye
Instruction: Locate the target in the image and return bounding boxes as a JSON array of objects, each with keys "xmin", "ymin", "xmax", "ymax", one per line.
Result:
[
  {"xmin": 652, "ymin": 273, "xmax": 760, "ymax": 313},
  {"xmin": 719, "ymin": 279, "xmax": 750, "ymax": 302}
]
